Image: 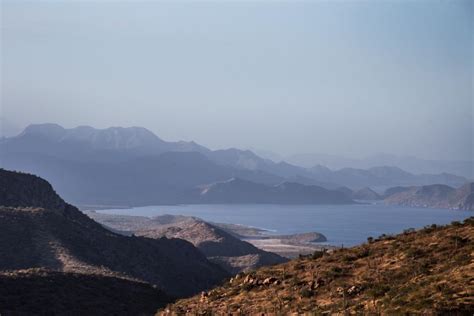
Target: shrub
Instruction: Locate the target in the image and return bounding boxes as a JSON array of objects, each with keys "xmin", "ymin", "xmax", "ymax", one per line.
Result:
[
  {"xmin": 300, "ymin": 288, "xmax": 313, "ymax": 298},
  {"xmin": 367, "ymin": 283, "xmax": 390, "ymax": 298},
  {"xmin": 312, "ymin": 251, "xmax": 324, "ymax": 260},
  {"xmin": 327, "ymin": 266, "xmax": 345, "ymax": 279},
  {"xmin": 403, "ymin": 228, "xmax": 416, "ymax": 234},
  {"xmin": 357, "ymin": 247, "xmax": 370, "ymax": 258}
]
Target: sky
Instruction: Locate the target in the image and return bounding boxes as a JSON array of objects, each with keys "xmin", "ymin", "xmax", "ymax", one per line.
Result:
[{"xmin": 1, "ymin": 0, "xmax": 472, "ymax": 161}]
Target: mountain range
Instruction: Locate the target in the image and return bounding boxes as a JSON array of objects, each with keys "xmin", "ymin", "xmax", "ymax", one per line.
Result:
[
  {"xmin": 287, "ymin": 152, "xmax": 474, "ymax": 179},
  {"xmin": 0, "ymin": 124, "xmax": 469, "ymax": 207}
]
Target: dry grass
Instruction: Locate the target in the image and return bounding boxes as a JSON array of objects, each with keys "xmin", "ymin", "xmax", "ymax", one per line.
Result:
[{"xmin": 160, "ymin": 218, "xmax": 474, "ymax": 315}]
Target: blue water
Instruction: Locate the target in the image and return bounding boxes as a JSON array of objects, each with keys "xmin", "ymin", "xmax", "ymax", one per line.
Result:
[{"xmin": 98, "ymin": 204, "xmax": 472, "ymax": 246}]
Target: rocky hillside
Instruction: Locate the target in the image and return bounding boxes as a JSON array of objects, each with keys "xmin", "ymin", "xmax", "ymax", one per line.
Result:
[
  {"xmin": 161, "ymin": 218, "xmax": 474, "ymax": 314},
  {"xmin": 385, "ymin": 183, "xmax": 474, "ymax": 210},
  {"xmin": 0, "ymin": 268, "xmax": 169, "ymax": 315},
  {"xmin": 86, "ymin": 212, "xmax": 287, "ymax": 274},
  {"xmin": 0, "ymin": 169, "xmax": 228, "ymax": 299},
  {"xmin": 0, "ymin": 169, "xmax": 66, "ymax": 210}
]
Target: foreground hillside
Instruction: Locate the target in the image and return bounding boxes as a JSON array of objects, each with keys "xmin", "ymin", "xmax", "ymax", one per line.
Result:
[
  {"xmin": 162, "ymin": 218, "xmax": 474, "ymax": 314},
  {"xmin": 0, "ymin": 169, "xmax": 228, "ymax": 299},
  {"xmin": 0, "ymin": 269, "xmax": 169, "ymax": 315}
]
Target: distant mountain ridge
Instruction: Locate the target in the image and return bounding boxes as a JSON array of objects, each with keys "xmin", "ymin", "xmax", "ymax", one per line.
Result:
[
  {"xmin": 0, "ymin": 124, "xmax": 468, "ymax": 206},
  {"xmin": 287, "ymin": 152, "xmax": 474, "ymax": 178},
  {"xmin": 194, "ymin": 178, "xmax": 353, "ymax": 204},
  {"xmin": 5, "ymin": 123, "xmax": 209, "ymax": 162}
]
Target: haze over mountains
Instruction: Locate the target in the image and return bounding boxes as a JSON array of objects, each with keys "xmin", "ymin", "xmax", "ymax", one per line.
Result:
[
  {"xmin": 0, "ymin": 124, "xmax": 469, "ymax": 207},
  {"xmin": 287, "ymin": 153, "xmax": 474, "ymax": 179}
]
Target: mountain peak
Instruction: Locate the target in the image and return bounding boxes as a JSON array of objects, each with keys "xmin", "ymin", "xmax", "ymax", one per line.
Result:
[{"xmin": 20, "ymin": 123, "xmax": 66, "ymax": 140}]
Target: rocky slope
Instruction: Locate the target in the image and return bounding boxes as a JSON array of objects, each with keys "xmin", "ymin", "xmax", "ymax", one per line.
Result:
[
  {"xmin": 385, "ymin": 183, "xmax": 474, "ymax": 210},
  {"xmin": 161, "ymin": 218, "xmax": 474, "ymax": 314},
  {"xmin": 0, "ymin": 168, "xmax": 228, "ymax": 298},
  {"xmin": 86, "ymin": 212, "xmax": 287, "ymax": 274}
]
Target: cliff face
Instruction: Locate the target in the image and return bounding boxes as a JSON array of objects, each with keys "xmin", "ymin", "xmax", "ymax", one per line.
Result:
[
  {"xmin": 161, "ymin": 218, "xmax": 474, "ymax": 315},
  {"xmin": 0, "ymin": 169, "xmax": 228, "ymax": 298},
  {"xmin": 384, "ymin": 183, "xmax": 474, "ymax": 210}
]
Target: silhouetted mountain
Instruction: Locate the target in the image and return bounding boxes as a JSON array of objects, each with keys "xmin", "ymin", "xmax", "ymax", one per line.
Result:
[
  {"xmin": 385, "ymin": 183, "xmax": 474, "ymax": 210},
  {"xmin": 193, "ymin": 178, "xmax": 353, "ymax": 204},
  {"xmin": 0, "ymin": 169, "xmax": 228, "ymax": 298}
]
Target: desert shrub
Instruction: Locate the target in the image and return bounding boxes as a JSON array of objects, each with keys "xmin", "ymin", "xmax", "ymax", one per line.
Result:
[
  {"xmin": 289, "ymin": 275, "xmax": 300, "ymax": 286},
  {"xmin": 405, "ymin": 247, "xmax": 424, "ymax": 259},
  {"xmin": 423, "ymin": 224, "xmax": 439, "ymax": 234},
  {"xmin": 241, "ymin": 283, "xmax": 253, "ymax": 292},
  {"xmin": 403, "ymin": 228, "xmax": 416, "ymax": 234},
  {"xmin": 453, "ymin": 253, "xmax": 471, "ymax": 265},
  {"xmin": 294, "ymin": 264, "xmax": 305, "ymax": 271},
  {"xmin": 311, "ymin": 251, "xmax": 324, "ymax": 260},
  {"xmin": 463, "ymin": 217, "xmax": 474, "ymax": 226},
  {"xmin": 327, "ymin": 266, "xmax": 345, "ymax": 279},
  {"xmin": 366, "ymin": 283, "xmax": 390, "ymax": 298},
  {"xmin": 357, "ymin": 247, "xmax": 370, "ymax": 258},
  {"xmin": 300, "ymin": 288, "xmax": 313, "ymax": 298},
  {"xmin": 342, "ymin": 254, "xmax": 357, "ymax": 263},
  {"xmin": 450, "ymin": 235, "xmax": 469, "ymax": 246}
]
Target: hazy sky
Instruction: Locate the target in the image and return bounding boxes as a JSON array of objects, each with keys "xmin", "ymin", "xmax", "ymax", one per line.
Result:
[{"xmin": 1, "ymin": 0, "xmax": 472, "ymax": 160}]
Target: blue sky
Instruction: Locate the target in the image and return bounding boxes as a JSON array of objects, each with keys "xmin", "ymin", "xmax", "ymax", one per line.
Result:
[{"xmin": 1, "ymin": 0, "xmax": 472, "ymax": 160}]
